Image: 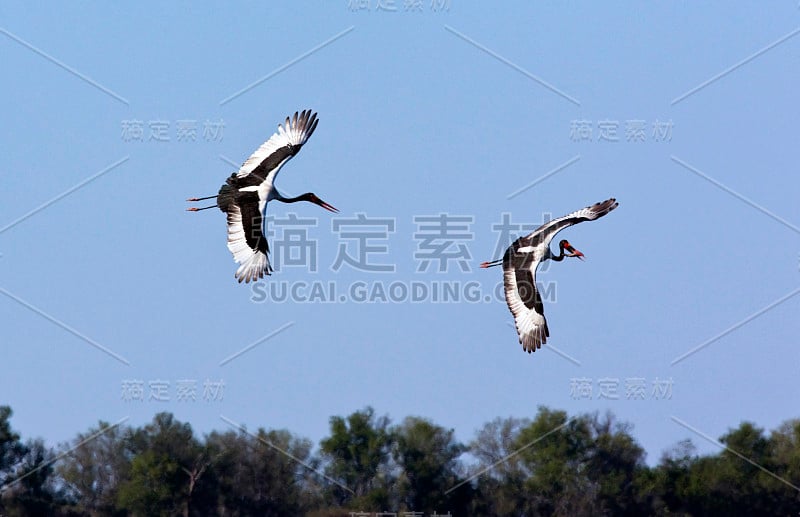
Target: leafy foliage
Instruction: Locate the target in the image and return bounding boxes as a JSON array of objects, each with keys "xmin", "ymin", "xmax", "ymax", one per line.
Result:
[
  {"xmin": 319, "ymin": 406, "xmax": 393, "ymax": 510},
  {"xmin": 391, "ymin": 416, "xmax": 471, "ymax": 514},
  {"xmin": 0, "ymin": 405, "xmax": 799, "ymax": 515}
]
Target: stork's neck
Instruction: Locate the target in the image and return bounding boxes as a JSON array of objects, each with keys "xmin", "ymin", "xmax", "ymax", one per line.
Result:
[
  {"xmin": 277, "ymin": 192, "xmax": 310, "ymax": 204},
  {"xmin": 270, "ymin": 188, "xmax": 287, "ymax": 202},
  {"xmin": 545, "ymin": 244, "xmax": 567, "ymax": 262},
  {"xmin": 271, "ymin": 189, "xmax": 317, "ymax": 204}
]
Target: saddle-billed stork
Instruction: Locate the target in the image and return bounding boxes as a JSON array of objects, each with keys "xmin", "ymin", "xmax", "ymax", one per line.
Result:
[
  {"xmin": 481, "ymin": 198, "xmax": 618, "ymax": 353},
  {"xmin": 188, "ymin": 110, "xmax": 338, "ymax": 283}
]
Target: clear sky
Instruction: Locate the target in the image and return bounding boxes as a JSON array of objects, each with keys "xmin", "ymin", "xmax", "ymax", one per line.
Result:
[{"xmin": 1, "ymin": 1, "xmax": 799, "ymax": 466}]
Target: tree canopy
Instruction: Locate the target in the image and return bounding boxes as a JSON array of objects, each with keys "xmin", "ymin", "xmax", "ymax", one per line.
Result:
[{"xmin": 0, "ymin": 404, "xmax": 799, "ymax": 515}]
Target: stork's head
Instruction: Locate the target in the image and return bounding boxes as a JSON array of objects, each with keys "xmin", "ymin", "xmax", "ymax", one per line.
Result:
[
  {"xmin": 560, "ymin": 239, "xmax": 585, "ymax": 260},
  {"xmin": 302, "ymin": 193, "xmax": 339, "ymax": 213}
]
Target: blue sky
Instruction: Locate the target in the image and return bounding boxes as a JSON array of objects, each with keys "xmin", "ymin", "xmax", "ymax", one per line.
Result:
[{"xmin": 1, "ymin": 1, "xmax": 799, "ymax": 467}]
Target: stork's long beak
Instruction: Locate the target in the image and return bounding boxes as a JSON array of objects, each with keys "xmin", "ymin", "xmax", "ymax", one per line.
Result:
[
  {"xmin": 564, "ymin": 242, "xmax": 585, "ymax": 261},
  {"xmin": 316, "ymin": 199, "xmax": 339, "ymax": 213}
]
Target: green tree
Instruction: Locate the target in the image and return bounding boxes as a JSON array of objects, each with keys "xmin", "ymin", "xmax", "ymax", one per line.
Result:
[
  {"xmin": 1, "ymin": 438, "xmax": 60, "ymax": 516},
  {"xmin": 117, "ymin": 449, "xmax": 182, "ymax": 516},
  {"xmin": 717, "ymin": 421, "xmax": 774, "ymax": 513},
  {"xmin": 115, "ymin": 413, "xmax": 214, "ymax": 516},
  {"xmin": 700, "ymin": 421, "xmax": 800, "ymax": 515},
  {"xmin": 0, "ymin": 407, "xmax": 61, "ymax": 515},
  {"xmin": 57, "ymin": 420, "xmax": 132, "ymax": 516},
  {"xmin": 391, "ymin": 416, "xmax": 471, "ymax": 514},
  {"xmin": 0, "ymin": 406, "xmax": 25, "ymax": 488},
  {"xmin": 514, "ymin": 407, "xmax": 597, "ymax": 515},
  {"xmin": 469, "ymin": 416, "xmax": 532, "ymax": 516},
  {"xmin": 656, "ymin": 421, "xmax": 800, "ymax": 515},
  {"xmin": 768, "ymin": 419, "xmax": 800, "ymax": 513},
  {"xmin": 651, "ymin": 438, "xmax": 697, "ymax": 515},
  {"xmin": 207, "ymin": 428, "xmax": 317, "ymax": 515},
  {"xmin": 583, "ymin": 412, "xmax": 648, "ymax": 515},
  {"xmin": 470, "ymin": 408, "xmax": 650, "ymax": 516},
  {"xmin": 319, "ymin": 407, "xmax": 393, "ymax": 510}
]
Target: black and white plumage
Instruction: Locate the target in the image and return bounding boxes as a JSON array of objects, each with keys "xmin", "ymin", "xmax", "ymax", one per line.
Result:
[
  {"xmin": 481, "ymin": 198, "xmax": 618, "ymax": 353},
  {"xmin": 188, "ymin": 110, "xmax": 338, "ymax": 283}
]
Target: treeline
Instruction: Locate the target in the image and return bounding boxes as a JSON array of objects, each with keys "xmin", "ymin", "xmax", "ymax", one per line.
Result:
[{"xmin": 1, "ymin": 405, "xmax": 799, "ymax": 516}]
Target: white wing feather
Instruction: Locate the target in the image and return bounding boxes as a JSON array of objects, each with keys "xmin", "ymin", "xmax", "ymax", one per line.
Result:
[
  {"xmin": 235, "ymin": 111, "xmax": 318, "ymax": 179},
  {"xmin": 503, "ymin": 266, "xmax": 548, "ymax": 352},
  {"xmin": 225, "ymin": 203, "xmax": 271, "ymax": 283}
]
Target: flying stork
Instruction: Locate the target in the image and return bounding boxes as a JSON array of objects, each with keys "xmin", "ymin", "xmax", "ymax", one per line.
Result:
[
  {"xmin": 187, "ymin": 110, "xmax": 338, "ymax": 283},
  {"xmin": 481, "ymin": 198, "xmax": 618, "ymax": 353}
]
